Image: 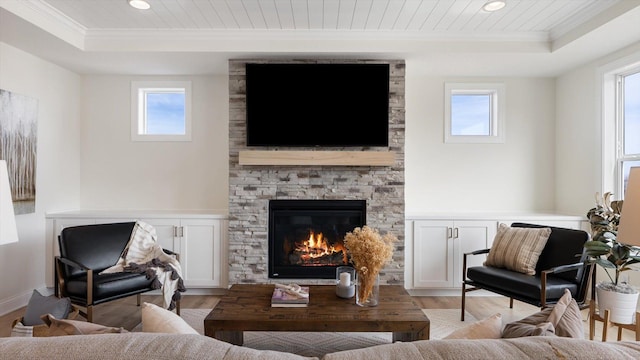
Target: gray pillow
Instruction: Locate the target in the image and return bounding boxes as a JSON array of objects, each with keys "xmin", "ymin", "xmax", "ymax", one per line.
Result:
[{"xmin": 23, "ymin": 290, "xmax": 72, "ymax": 326}]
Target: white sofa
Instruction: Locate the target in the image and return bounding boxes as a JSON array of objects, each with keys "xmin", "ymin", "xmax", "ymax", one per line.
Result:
[{"xmin": 2, "ymin": 333, "xmax": 640, "ymax": 359}]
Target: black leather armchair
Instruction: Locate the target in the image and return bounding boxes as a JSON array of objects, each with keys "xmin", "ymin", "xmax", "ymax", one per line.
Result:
[
  {"xmin": 54, "ymin": 222, "xmax": 180, "ymax": 322},
  {"xmin": 461, "ymin": 223, "xmax": 593, "ymax": 321}
]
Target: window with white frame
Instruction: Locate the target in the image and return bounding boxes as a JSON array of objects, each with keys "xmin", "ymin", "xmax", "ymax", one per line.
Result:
[
  {"xmin": 131, "ymin": 81, "xmax": 192, "ymax": 141},
  {"xmin": 444, "ymin": 82, "xmax": 505, "ymax": 143},
  {"xmin": 616, "ymin": 69, "xmax": 640, "ymax": 195}
]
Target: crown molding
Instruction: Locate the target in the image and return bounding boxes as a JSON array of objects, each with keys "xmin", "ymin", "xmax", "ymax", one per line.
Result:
[{"xmin": 0, "ymin": 0, "xmax": 87, "ymax": 49}]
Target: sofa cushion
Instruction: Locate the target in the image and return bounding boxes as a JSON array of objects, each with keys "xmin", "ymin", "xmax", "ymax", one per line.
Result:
[
  {"xmin": 484, "ymin": 224, "xmax": 551, "ymax": 275},
  {"xmin": 22, "ymin": 290, "xmax": 72, "ymax": 326},
  {"xmin": 141, "ymin": 302, "xmax": 198, "ymax": 334},
  {"xmin": 443, "ymin": 313, "xmax": 502, "ymax": 339},
  {"xmin": 40, "ymin": 314, "xmax": 127, "ymax": 336}
]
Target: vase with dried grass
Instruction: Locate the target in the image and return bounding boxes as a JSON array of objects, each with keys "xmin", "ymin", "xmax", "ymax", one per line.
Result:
[{"xmin": 343, "ymin": 226, "xmax": 398, "ymax": 307}]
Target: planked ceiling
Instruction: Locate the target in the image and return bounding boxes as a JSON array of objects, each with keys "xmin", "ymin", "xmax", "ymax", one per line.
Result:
[
  {"xmin": 42, "ymin": 0, "xmax": 617, "ymax": 39},
  {"xmin": 1, "ymin": 0, "xmax": 639, "ymax": 75}
]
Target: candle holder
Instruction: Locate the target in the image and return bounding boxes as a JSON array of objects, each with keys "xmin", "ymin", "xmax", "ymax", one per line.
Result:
[{"xmin": 335, "ymin": 266, "xmax": 356, "ymax": 299}]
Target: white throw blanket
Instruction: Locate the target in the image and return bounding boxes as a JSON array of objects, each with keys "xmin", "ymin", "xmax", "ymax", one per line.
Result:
[{"xmin": 100, "ymin": 221, "xmax": 185, "ymax": 310}]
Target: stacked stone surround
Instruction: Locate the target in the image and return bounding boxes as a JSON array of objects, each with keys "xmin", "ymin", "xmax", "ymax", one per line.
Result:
[{"xmin": 228, "ymin": 59, "xmax": 405, "ymax": 285}]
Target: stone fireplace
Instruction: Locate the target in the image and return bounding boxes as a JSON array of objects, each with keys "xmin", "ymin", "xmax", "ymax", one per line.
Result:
[{"xmin": 228, "ymin": 59, "xmax": 405, "ymax": 285}]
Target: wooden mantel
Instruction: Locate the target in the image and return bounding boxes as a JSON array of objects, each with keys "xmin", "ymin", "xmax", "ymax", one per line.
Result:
[{"xmin": 238, "ymin": 150, "xmax": 396, "ymax": 166}]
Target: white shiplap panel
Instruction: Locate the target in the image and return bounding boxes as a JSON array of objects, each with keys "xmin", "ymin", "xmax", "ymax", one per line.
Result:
[
  {"xmin": 274, "ymin": 0, "xmax": 295, "ymax": 29},
  {"xmin": 258, "ymin": 0, "xmax": 281, "ymax": 29},
  {"xmin": 323, "ymin": 0, "xmax": 340, "ymax": 29},
  {"xmin": 447, "ymin": 0, "xmax": 486, "ymax": 31},
  {"xmin": 156, "ymin": 0, "xmax": 196, "ymax": 28},
  {"xmin": 44, "ymin": 0, "xmax": 94, "ymax": 28},
  {"xmin": 378, "ymin": 0, "xmax": 406, "ymax": 30},
  {"xmin": 458, "ymin": 0, "xmax": 497, "ymax": 31},
  {"xmin": 241, "ymin": 0, "xmax": 267, "ymax": 29},
  {"xmin": 419, "ymin": 0, "xmax": 455, "ymax": 31},
  {"xmin": 405, "ymin": 0, "xmax": 438, "ymax": 30},
  {"xmin": 364, "ymin": 0, "xmax": 390, "ymax": 30},
  {"xmin": 307, "ymin": 0, "xmax": 324, "ymax": 29},
  {"xmin": 149, "ymin": 0, "xmax": 187, "ymax": 28},
  {"xmin": 224, "ymin": 0, "xmax": 254, "ymax": 28},
  {"xmin": 522, "ymin": 0, "xmax": 578, "ymax": 31},
  {"xmin": 290, "ymin": 0, "xmax": 309, "ymax": 29},
  {"xmin": 433, "ymin": 0, "xmax": 474, "ymax": 31},
  {"xmin": 191, "ymin": 0, "xmax": 226, "ymax": 28},
  {"xmin": 209, "ymin": 0, "xmax": 240, "ymax": 28},
  {"xmin": 351, "ymin": 0, "xmax": 373, "ymax": 30},
  {"xmin": 479, "ymin": 0, "xmax": 534, "ymax": 31},
  {"xmin": 336, "ymin": 0, "xmax": 357, "ymax": 30},
  {"xmin": 392, "ymin": 0, "xmax": 424, "ymax": 30},
  {"xmin": 505, "ymin": 0, "xmax": 555, "ymax": 31},
  {"xmin": 171, "ymin": 0, "xmax": 214, "ymax": 28}
]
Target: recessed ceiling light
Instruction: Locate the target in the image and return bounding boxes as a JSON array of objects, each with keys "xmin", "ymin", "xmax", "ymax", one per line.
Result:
[
  {"xmin": 482, "ymin": 1, "xmax": 506, "ymax": 12},
  {"xmin": 128, "ymin": 0, "xmax": 151, "ymax": 10}
]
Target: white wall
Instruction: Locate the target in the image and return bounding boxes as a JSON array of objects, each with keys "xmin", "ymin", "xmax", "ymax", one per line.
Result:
[
  {"xmin": 79, "ymin": 75, "xmax": 228, "ymax": 212},
  {"xmin": 556, "ymin": 40, "xmax": 640, "ymax": 216},
  {"xmin": 404, "ymin": 66, "xmax": 557, "ymax": 214},
  {"xmin": 0, "ymin": 42, "xmax": 82, "ymax": 313}
]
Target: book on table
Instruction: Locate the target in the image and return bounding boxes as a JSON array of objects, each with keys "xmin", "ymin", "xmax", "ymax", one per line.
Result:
[{"xmin": 271, "ymin": 286, "xmax": 310, "ymax": 307}]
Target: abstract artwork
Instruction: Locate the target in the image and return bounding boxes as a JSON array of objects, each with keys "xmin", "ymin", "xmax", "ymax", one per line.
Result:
[{"xmin": 0, "ymin": 89, "xmax": 38, "ymax": 214}]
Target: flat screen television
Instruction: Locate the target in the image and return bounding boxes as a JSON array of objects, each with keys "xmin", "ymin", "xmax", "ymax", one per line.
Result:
[{"xmin": 245, "ymin": 63, "xmax": 389, "ymax": 147}]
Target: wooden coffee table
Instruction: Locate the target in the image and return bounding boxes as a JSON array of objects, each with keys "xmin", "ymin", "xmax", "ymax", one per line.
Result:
[{"xmin": 204, "ymin": 284, "xmax": 430, "ymax": 345}]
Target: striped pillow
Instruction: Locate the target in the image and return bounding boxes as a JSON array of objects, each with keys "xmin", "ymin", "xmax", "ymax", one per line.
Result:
[{"xmin": 484, "ymin": 224, "xmax": 551, "ymax": 275}]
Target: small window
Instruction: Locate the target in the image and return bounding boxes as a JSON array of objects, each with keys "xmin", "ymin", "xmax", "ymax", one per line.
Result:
[
  {"xmin": 444, "ymin": 82, "xmax": 505, "ymax": 143},
  {"xmin": 131, "ymin": 81, "xmax": 192, "ymax": 141}
]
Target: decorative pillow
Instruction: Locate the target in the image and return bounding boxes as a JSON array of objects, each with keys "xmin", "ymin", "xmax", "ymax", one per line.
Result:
[
  {"xmin": 141, "ymin": 302, "xmax": 198, "ymax": 334},
  {"xmin": 502, "ymin": 319, "xmax": 557, "ymax": 338},
  {"xmin": 10, "ymin": 322, "xmax": 33, "ymax": 337},
  {"xmin": 502, "ymin": 289, "xmax": 584, "ymax": 339},
  {"xmin": 40, "ymin": 314, "xmax": 128, "ymax": 336},
  {"xmin": 546, "ymin": 289, "xmax": 585, "ymax": 339},
  {"xmin": 443, "ymin": 313, "xmax": 502, "ymax": 339},
  {"xmin": 23, "ymin": 290, "xmax": 72, "ymax": 326},
  {"xmin": 484, "ymin": 224, "xmax": 551, "ymax": 275}
]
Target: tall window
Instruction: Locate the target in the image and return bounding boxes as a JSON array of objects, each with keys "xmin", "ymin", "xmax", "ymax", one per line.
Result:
[
  {"xmin": 444, "ymin": 83, "xmax": 505, "ymax": 143},
  {"xmin": 617, "ymin": 70, "xmax": 640, "ymax": 194},
  {"xmin": 131, "ymin": 81, "xmax": 192, "ymax": 141}
]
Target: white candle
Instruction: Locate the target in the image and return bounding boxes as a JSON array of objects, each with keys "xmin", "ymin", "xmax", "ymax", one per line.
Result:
[{"xmin": 339, "ymin": 272, "xmax": 350, "ymax": 287}]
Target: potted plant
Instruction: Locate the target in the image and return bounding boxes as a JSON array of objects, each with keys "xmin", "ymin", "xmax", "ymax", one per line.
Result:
[{"xmin": 585, "ymin": 192, "xmax": 640, "ymax": 324}]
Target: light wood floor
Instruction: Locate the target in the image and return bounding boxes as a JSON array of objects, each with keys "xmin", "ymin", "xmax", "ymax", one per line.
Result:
[{"xmin": 0, "ymin": 294, "xmax": 633, "ymax": 341}]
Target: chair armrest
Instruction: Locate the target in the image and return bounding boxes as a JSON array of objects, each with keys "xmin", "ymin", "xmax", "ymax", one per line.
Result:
[
  {"xmin": 465, "ymin": 248, "xmax": 490, "ymax": 256},
  {"xmin": 163, "ymin": 248, "xmax": 180, "ymax": 262},
  {"xmin": 462, "ymin": 248, "xmax": 491, "ymax": 281},
  {"xmin": 55, "ymin": 256, "xmax": 91, "ymax": 271},
  {"xmin": 543, "ymin": 262, "xmax": 585, "ymax": 275},
  {"xmin": 539, "ymin": 262, "xmax": 587, "ymax": 308}
]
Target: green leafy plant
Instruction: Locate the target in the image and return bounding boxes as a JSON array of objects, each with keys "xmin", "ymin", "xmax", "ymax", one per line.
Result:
[{"xmin": 585, "ymin": 192, "xmax": 640, "ymax": 293}]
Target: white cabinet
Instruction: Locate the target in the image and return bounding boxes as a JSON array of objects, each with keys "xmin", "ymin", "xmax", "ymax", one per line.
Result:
[
  {"xmin": 412, "ymin": 220, "xmax": 496, "ymax": 289},
  {"xmin": 45, "ymin": 211, "xmax": 228, "ymax": 289}
]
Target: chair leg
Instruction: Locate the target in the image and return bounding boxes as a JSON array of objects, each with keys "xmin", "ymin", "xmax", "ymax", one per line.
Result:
[
  {"xmin": 509, "ymin": 297, "xmax": 514, "ymax": 309},
  {"xmin": 137, "ymin": 293, "xmax": 142, "ymax": 306},
  {"xmin": 87, "ymin": 305, "xmax": 94, "ymax": 323},
  {"xmin": 461, "ymin": 284, "xmax": 466, "ymax": 321},
  {"xmin": 176, "ymin": 299, "xmax": 181, "ymax": 316}
]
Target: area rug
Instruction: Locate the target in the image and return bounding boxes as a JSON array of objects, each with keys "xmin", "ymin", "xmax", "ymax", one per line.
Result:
[{"xmin": 173, "ymin": 308, "xmax": 476, "ymax": 357}]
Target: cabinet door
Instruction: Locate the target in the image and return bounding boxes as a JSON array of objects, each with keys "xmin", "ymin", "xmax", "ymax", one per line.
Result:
[
  {"xmin": 180, "ymin": 219, "xmax": 223, "ymax": 287},
  {"xmin": 139, "ymin": 218, "xmax": 180, "ymax": 253},
  {"xmin": 412, "ymin": 220, "xmax": 454, "ymax": 288},
  {"xmin": 453, "ymin": 221, "xmax": 496, "ymax": 286}
]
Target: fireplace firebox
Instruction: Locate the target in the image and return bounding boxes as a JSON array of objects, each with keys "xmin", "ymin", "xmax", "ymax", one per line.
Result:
[{"xmin": 268, "ymin": 199, "xmax": 366, "ymax": 279}]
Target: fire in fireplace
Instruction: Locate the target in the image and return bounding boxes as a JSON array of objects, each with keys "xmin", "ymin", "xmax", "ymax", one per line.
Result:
[{"xmin": 268, "ymin": 199, "xmax": 366, "ymax": 279}]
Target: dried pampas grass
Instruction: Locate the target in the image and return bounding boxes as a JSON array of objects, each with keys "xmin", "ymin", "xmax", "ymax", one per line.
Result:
[{"xmin": 344, "ymin": 226, "xmax": 398, "ymax": 304}]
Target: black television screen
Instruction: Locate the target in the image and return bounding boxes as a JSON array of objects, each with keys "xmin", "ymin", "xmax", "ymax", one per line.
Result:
[{"xmin": 245, "ymin": 63, "xmax": 389, "ymax": 147}]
